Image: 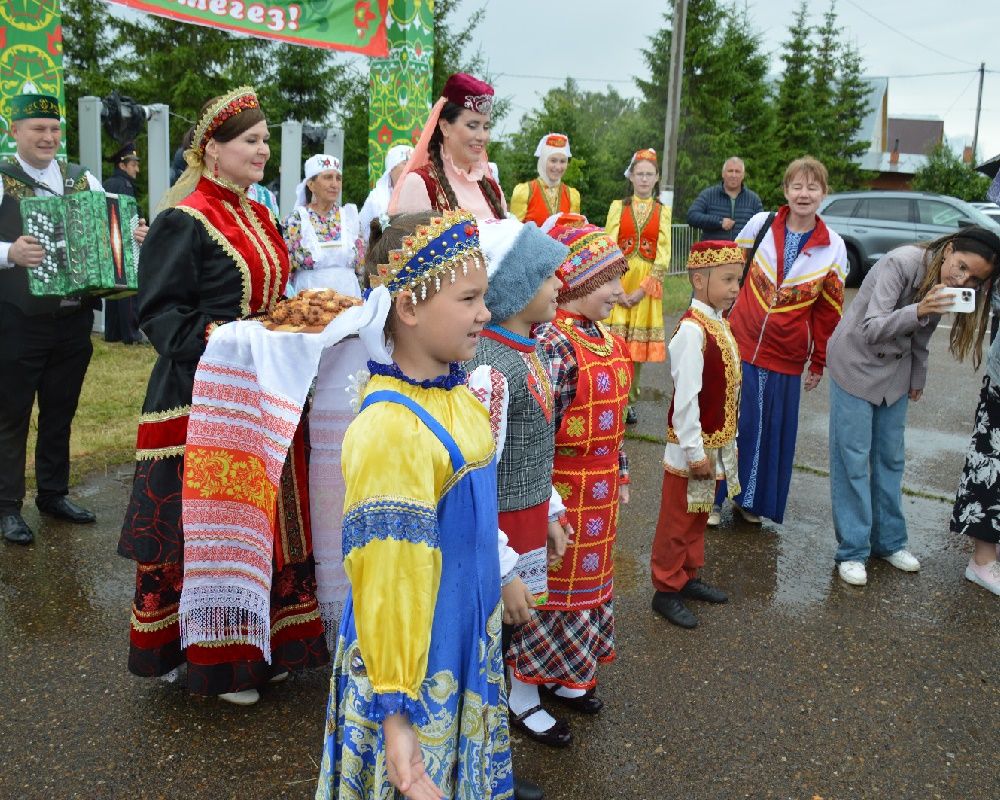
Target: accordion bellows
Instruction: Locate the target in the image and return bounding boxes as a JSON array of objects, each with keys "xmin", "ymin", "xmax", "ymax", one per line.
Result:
[{"xmin": 21, "ymin": 192, "xmax": 140, "ymax": 298}]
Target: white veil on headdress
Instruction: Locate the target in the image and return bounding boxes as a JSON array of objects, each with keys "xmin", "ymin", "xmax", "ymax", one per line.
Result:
[
  {"xmin": 534, "ymin": 133, "xmax": 572, "ymax": 188},
  {"xmin": 295, "ymin": 154, "xmax": 343, "ymax": 209}
]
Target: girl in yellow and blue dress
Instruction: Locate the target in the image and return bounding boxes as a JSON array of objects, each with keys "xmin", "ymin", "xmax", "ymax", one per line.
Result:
[{"xmin": 315, "ymin": 210, "xmax": 518, "ymax": 800}]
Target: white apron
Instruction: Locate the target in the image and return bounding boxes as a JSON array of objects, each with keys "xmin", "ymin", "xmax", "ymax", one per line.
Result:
[{"xmin": 288, "ymin": 204, "xmax": 362, "ymax": 298}]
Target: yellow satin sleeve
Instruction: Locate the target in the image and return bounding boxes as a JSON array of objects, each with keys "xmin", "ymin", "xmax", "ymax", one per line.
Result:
[
  {"xmin": 605, "ymin": 200, "xmax": 623, "ymax": 242},
  {"xmin": 653, "ymin": 204, "xmax": 672, "ymax": 280},
  {"xmin": 510, "ymin": 182, "xmax": 531, "ymax": 221},
  {"xmin": 568, "ymin": 186, "xmax": 581, "ymax": 214}
]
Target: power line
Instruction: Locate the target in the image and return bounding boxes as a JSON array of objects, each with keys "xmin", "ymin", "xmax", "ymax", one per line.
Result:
[
  {"xmin": 873, "ymin": 70, "xmax": 978, "ymax": 80},
  {"xmin": 839, "ymin": 0, "xmax": 983, "ymax": 68},
  {"xmin": 494, "ymin": 71, "xmax": 634, "ymax": 86},
  {"xmin": 943, "ymin": 73, "xmax": 978, "ymax": 117}
]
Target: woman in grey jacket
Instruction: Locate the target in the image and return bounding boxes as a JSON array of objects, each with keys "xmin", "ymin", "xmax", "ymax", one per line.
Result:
[{"xmin": 826, "ymin": 228, "xmax": 1000, "ymax": 587}]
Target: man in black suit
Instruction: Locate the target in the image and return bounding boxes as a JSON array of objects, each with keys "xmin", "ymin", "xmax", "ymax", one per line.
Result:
[{"xmin": 0, "ymin": 93, "xmax": 147, "ymax": 544}]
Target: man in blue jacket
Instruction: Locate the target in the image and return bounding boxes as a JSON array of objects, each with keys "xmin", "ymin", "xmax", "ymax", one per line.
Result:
[{"xmin": 686, "ymin": 157, "xmax": 764, "ymax": 241}]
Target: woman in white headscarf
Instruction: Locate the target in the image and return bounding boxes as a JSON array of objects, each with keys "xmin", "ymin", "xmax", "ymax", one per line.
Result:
[
  {"xmin": 281, "ymin": 154, "xmax": 363, "ymax": 297},
  {"xmin": 357, "ymin": 144, "xmax": 413, "ymax": 246},
  {"xmin": 510, "ymin": 133, "xmax": 581, "ymax": 226}
]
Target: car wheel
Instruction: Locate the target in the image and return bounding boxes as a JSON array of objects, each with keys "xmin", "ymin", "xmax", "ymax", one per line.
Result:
[{"xmin": 845, "ymin": 247, "xmax": 862, "ymax": 287}]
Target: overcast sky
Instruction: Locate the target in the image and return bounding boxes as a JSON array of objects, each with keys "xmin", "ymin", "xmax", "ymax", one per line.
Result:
[{"xmin": 459, "ymin": 0, "xmax": 999, "ymax": 162}]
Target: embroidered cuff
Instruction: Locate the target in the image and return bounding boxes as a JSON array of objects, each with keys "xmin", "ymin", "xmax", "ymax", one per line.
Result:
[
  {"xmin": 366, "ymin": 690, "xmax": 429, "ymax": 726},
  {"xmin": 342, "ymin": 499, "xmax": 439, "ymax": 555},
  {"xmin": 501, "ymin": 569, "xmax": 518, "ymax": 587},
  {"xmin": 640, "ymin": 275, "xmax": 663, "ymax": 299}
]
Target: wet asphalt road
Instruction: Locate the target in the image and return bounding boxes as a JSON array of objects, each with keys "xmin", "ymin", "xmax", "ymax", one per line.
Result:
[{"xmin": 1, "ymin": 295, "xmax": 997, "ymax": 799}]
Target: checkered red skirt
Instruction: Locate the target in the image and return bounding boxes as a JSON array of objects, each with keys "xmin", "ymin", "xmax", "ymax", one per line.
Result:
[{"xmin": 506, "ymin": 601, "xmax": 614, "ymax": 690}]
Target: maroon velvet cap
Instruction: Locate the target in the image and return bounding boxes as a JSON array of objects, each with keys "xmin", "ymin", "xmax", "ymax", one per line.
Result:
[{"xmin": 442, "ymin": 72, "xmax": 495, "ymax": 115}]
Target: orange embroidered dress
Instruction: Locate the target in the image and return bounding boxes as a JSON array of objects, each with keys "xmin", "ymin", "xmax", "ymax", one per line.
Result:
[
  {"xmin": 604, "ymin": 197, "xmax": 671, "ymax": 362},
  {"xmin": 118, "ymin": 176, "xmax": 328, "ymax": 693},
  {"xmin": 507, "ymin": 310, "xmax": 632, "ymax": 689}
]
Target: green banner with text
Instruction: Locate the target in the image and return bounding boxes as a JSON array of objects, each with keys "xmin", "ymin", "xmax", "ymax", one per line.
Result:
[{"xmin": 107, "ymin": 0, "xmax": 389, "ymax": 55}]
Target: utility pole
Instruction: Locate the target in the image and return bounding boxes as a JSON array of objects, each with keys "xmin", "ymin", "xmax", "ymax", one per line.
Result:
[
  {"xmin": 661, "ymin": 0, "xmax": 688, "ymax": 206},
  {"xmin": 971, "ymin": 62, "xmax": 985, "ymax": 162}
]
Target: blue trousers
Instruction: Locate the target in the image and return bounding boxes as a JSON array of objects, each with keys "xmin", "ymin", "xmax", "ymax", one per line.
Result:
[{"xmin": 829, "ymin": 377, "xmax": 909, "ymax": 563}]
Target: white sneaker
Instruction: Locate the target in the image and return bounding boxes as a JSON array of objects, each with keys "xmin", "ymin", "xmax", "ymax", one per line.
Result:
[
  {"xmin": 965, "ymin": 558, "xmax": 1000, "ymax": 596},
  {"xmin": 707, "ymin": 505, "xmax": 721, "ymax": 527},
  {"xmin": 880, "ymin": 549, "xmax": 920, "ymax": 572},
  {"xmin": 838, "ymin": 561, "xmax": 867, "ymax": 586},
  {"xmin": 734, "ymin": 504, "xmax": 762, "ymax": 524},
  {"xmin": 218, "ymin": 689, "xmax": 260, "ymax": 706},
  {"xmin": 268, "ymin": 670, "xmax": 290, "ymax": 684}
]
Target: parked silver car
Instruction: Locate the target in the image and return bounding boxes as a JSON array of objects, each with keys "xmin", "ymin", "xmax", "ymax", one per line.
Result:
[{"xmin": 818, "ymin": 191, "xmax": 1000, "ymax": 285}]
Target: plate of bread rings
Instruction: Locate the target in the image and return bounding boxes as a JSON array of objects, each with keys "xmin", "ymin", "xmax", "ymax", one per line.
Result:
[{"xmin": 263, "ymin": 289, "xmax": 363, "ymax": 333}]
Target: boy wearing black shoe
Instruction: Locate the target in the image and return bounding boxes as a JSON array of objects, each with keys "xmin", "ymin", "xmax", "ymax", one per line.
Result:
[{"xmin": 651, "ymin": 241, "xmax": 742, "ymax": 628}]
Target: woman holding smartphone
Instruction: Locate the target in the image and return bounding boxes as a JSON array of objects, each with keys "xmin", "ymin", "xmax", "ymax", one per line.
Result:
[{"xmin": 826, "ymin": 228, "xmax": 1000, "ymax": 587}]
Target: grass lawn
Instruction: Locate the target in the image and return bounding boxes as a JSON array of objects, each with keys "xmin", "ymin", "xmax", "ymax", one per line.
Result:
[
  {"xmin": 26, "ymin": 337, "xmax": 156, "ymax": 489},
  {"xmin": 662, "ymin": 273, "xmax": 693, "ymax": 314}
]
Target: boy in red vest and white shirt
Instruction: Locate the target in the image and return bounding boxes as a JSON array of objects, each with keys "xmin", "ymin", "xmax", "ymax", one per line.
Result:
[{"xmin": 651, "ymin": 241, "xmax": 743, "ymax": 629}]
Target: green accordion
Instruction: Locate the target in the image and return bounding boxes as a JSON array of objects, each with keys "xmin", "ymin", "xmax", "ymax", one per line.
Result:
[{"xmin": 21, "ymin": 192, "xmax": 140, "ymax": 299}]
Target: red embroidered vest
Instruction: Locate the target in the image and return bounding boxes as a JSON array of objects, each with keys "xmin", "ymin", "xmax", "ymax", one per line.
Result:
[
  {"xmin": 666, "ymin": 307, "xmax": 741, "ymax": 449},
  {"xmin": 523, "ymin": 179, "xmax": 570, "ymax": 226},
  {"xmin": 543, "ymin": 310, "xmax": 633, "ymax": 611},
  {"xmin": 413, "ymin": 164, "xmax": 504, "ymax": 220},
  {"xmin": 617, "ymin": 199, "xmax": 662, "ymax": 262}
]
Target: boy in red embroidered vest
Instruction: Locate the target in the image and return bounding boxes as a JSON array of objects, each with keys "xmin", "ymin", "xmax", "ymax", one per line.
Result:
[
  {"xmin": 651, "ymin": 241, "xmax": 743, "ymax": 629},
  {"xmin": 506, "ymin": 216, "xmax": 632, "ymax": 746}
]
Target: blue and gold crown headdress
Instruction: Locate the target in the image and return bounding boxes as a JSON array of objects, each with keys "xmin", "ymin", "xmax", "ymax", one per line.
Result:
[{"xmin": 375, "ymin": 210, "xmax": 484, "ymax": 302}]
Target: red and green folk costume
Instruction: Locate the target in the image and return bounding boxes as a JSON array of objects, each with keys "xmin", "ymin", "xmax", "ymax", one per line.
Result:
[
  {"xmin": 507, "ymin": 309, "xmax": 632, "ymax": 689},
  {"xmin": 118, "ymin": 176, "xmax": 328, "ymax": 694},
  {"xmin": 604, "ymin": 197, "xmax": 671, "ymax": 363}
]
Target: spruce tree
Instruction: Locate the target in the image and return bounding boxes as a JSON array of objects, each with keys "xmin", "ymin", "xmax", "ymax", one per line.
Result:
[{"xmin": 773, "ymin": 2, "xmax": 818, "ymax": 164}]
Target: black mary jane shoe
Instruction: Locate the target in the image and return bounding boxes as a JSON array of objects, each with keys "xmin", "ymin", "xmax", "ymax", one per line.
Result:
[
  {"xmin": 509, "ymin": 705, "xmax": 573, "ymax": 748},
  {"xmin": 514, "ymin": 776, "xmax": 545, "ymax": 800},
  {"xmin": 539, "ymin": 684, "xmax": 605, "ymax": 715},
  {"xmin": 36, "ymin": 497, "xmax": 96, "ymax": 524},
  {"xmin": 651, "ymin": 591, "xmax": 698, "ymax": 629},
  {"xmin": 2, "ymin": 513, "xmax": 34, "ymax": 545},
  {"xmin": 625, "ymin": 405, "xmax": 638, "ymax": 425},
  {"xmin": 680, "ymin": 578, "xmax": 728, "ymax": 604}
]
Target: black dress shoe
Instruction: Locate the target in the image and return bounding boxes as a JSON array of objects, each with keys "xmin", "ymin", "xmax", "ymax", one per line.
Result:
[
  {"xmin": 625, "ymin": 405, "xmax": 638, "ymax": 425},
  {"xmin": 514, "ymin": 776, "xmax": 545, "ymax": 800},
  {"xmin": 681, "ymin": 578, "xmax": 728, "ymax": 604},
  {"xmin": 36, "ymin": 497, "xmax": 96, "ymax": 524},
  {"xmin": 539, "ymin": 684, "xmax": 604, "ymax": 715},
  {"xmin": 509, "ymin": 705, "xmax": 573, "ymax": 747},
  {"xmin": 651, "ymin": 591, "xmax": 698, "ymax": 629},
  {"xmin": 2, "ymin": 513, "xmax": 34, "ymax": 544}
]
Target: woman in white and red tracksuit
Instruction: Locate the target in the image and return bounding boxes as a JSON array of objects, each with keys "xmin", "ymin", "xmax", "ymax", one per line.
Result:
[{"xmin": 720, "ymin": 156, "xmax": 847, "ymax": 524}]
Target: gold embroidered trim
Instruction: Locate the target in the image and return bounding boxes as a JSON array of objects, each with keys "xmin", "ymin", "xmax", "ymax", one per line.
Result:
[
  {"xmin": 442, "ymin": 450, "xmax": 495, "ymax": 497},
  {"xmin": 556, "ymin": 317, "xmax": 615, "ymax": 356},
  {"xmin": 139, "ymin": 405, "xmax": 191, "ymax": 424},
  {"xmin": 176, "ymin": 206, "xmax": 252, "ymax": 317},
  {"xmin": 136, "ymin": 445, "xmax": 186, "ymax": 461},
  {"xmin": 229, "ymin": 196, "xmax": 284, "ymax": 312},
  {"xmin": 665, "ymin": 310, "xmax": 741, "ymax": 448},
  {"xmin": 130, "ymin": 609, "xmax": 178, "ymax": 632},
  {"xmin": 223, "ymin": 199, "xmax": 273, "ymax": 308},
  {"xmin": 272, "ymin": 606, "xmax": 321, "ymax": 635}
]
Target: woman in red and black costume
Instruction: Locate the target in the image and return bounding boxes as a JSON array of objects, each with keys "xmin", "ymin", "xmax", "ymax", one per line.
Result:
[
  {"xmin": 118, "ymin": 87, "xmax": 328, "ymax": 705},
  {"xmin": 389, "ymin": 72, "xmax": 507, "ymax": 221}
]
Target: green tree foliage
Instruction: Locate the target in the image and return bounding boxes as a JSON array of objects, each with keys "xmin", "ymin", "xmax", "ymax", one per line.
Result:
[
  {"xmin": 493, "ymin": 80, "xmax": 645, "ymax": 222},
  {"xmin": 635, "ymin": 0, "xmax": 777, "ymax": 215},
  {"xmin": 772, "ymin": 1, "xmax": 871, "ymax": 198},
  {"xmin": 912, "ymin": 143, "xmax": 992, "ymax": 202}
]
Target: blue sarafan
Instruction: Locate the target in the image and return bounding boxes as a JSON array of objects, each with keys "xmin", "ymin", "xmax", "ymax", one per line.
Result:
[{"xmin": 315, "ymin": 364, "xmax": 513, "ymax": 800}]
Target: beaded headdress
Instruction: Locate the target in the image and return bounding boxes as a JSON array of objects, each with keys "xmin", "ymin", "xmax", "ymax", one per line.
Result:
[
  {"xmin": 374, "ymin": 210, "xmax": 485, "ymax": 302},
  {"xmin": 187, "ymin": 86, "xmax": 260, "ymax": 162},
  {"xmin": 687, "ymin": 240, "xmax": 744, "ymax": 270},
  {"xmin": 624, "ymin": 148, "xmax": 658, "ymax": 177},
  {"xmin": 547, "ymin": 221, "xmax": 629, "ymax": 301}
]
